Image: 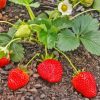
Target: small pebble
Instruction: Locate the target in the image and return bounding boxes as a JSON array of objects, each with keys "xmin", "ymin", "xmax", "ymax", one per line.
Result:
[
  {"xmin": 29, "ymin": 88, "xmax": 38, "ymax": 93},
  {"xmin": 34, "ymin": 84, "xmax": 42, "ymax": 89},
  {"xmin": 1, "ymin": 70, "xmax": 8, "ymax": 75},
  {"xmin": 33, "ymin": 74, "xmax": 39, "ymax": 78},
  {"xmin": 35, "ymin": 97, "xmax": 41, "ymax": 100},
  {"xmin": 76, "ymin": 6, "xmax": 83, "ymax": 12},
  {"xmin": 85, "ymin": 98, "xmax": 89, "ymax": 100},
  {"xmin": 40, "ymin": 94, "xmax": 46, "ymax": 98}
]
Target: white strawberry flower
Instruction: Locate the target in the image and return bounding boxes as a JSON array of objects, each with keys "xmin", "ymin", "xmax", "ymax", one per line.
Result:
[{"xmin": 58, "ymin": 0, "xmax": 72, "ymax": 15}]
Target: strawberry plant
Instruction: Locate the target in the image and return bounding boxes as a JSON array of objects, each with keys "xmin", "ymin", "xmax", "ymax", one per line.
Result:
[{"xmin": 0, "ymin": 0, "xmax": 100, "ymax": 99}]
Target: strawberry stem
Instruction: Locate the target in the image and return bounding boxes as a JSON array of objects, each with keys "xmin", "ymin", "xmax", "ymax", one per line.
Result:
[
  {"xmin": 70, "ymin": 9, "xmax": 100, "ymax": 20},
  {"xmin": 55, "ymin": 47, "xmax": 79, "ymax": 74},
  {"xmin": 5, "ymin": 38, "xmax": 21, "ymax": 49},
  {"xmin": 73, "ymin": 1, "xmax": 81, "ymax": 9},
  {"xmin": 45, "ymin": 46, "xmax": 48, "ymax": 56},
  {"xmin": 0, "ymin": 21, "xmax": 17, "ymax": 28},
  {"xmin": 26, "ymin": 6, "xmax": 35, "ymax": 20},
  {"xmin": 25, "ymin": 53, "xmax": 40, "ymax": 67}
]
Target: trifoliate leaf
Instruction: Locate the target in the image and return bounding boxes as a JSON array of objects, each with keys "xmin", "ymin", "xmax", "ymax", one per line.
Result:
[
  {"xmin": 10, "ymin": 43, "xmax": 24, "ymax": 62},
  {"xmin": 57, "ymin": 14, "xmax": 100, "ymax": 54},
  {"xmin": 70, "ymin": 15, "xmax": 100, "ymax": 55},
  {"xmin": 57, "ymin": 29, "xmax": 80, "ymax": 51},
  {"xmin": 80, "ymin": 31, "xmax": 100, "ymax": 55},
  {"xmin": 0, "ymin": 33, "xmax": 11, "ymax": 46}
]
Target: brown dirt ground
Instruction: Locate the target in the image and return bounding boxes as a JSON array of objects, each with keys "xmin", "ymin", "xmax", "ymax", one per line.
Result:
[{"xmin": 0, "ymin": 1, "xmax": 100, "ymax": 100}]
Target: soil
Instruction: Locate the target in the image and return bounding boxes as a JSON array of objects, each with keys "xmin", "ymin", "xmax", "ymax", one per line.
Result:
[{"xmin": 0, "ymin": 1, "xmax": 100, "ymax": 100}]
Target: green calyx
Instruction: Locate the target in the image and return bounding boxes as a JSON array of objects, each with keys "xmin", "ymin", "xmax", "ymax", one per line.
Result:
[
  {"xmin": 80, "ymin": 0, "xmax": 94, "ymax": 7},
  {"xmin": 15, "ymin": 24, "xmax": 31, "ymax": 38},
  {"xmin": 41, "ymin": 53, "xmax": 55, "ymax": 61},
  {"xmin": 18, "ymin": 65, "xmax": 29, "ymax": 74},
  {"xmin": 0, "ymin": 46, "xmax": 9, "ymax": 59}
]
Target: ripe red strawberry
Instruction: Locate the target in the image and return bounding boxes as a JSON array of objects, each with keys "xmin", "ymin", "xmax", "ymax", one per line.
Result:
[
  {"xmin": 37, "ymin": 59, "xmax": 63, "ymax": 83},
  {"xmin": 0, "ymin": 0, "xmax": 7, "ymax": 9},
  {"xmin": 0, "ymin": 57, "xmax": 10, "ymax": 68},
  {"xmin": 71, "ymin": 72, "xmax": 97, "ymax": 98},
  {"xmin": 8, "ymin": 68, "xmax": 29, "ymax": 90}
]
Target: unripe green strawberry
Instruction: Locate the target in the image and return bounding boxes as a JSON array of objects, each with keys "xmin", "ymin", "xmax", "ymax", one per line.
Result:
[
  {"xmin": 80, "ymin": 0, "xmax": 94, "ymax": 7},
  {"xmin": 15, "ymin": 24, "xmax": 31, "ymax": 38},
  {"xmin": 71, "ymin": 72, "xmax": 97, "ymax": 98}
]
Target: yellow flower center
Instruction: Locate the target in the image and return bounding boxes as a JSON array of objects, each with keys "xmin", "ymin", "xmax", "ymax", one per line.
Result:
[{"xmin": 61, "ymin": 4, "xmax": 68, "ymax": 12}]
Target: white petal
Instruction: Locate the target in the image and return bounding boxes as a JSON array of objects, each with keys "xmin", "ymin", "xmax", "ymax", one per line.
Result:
[
  {"xmin": 63, "ymin": 0, "xmax": 69, "ymax": 4},
  {"xmin": 58, "ymin": 2, "xmax": 64, "ymax": 13}
]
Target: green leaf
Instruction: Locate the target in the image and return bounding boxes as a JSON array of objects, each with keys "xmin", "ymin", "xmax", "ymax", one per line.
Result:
[
  {"xmin": 80, "ymin": 31, "xmax": 100, "ymax": 55},
  {"xmin": 10, "ymin": 43, "xmax": 24, "ymax": 62},
  {"xmin": 57, "ymin": 29, "xmax": 80, "ymax": 51},
  {"xmin": 34, "ymin": 18, "xmax": 52, "ymax": 29},
  {"xmin": 47, "ymin": 26, "xmax": 58, "ymax": 49},
  {"xmin": 45, "ymin": 10, "xmax": 60, "ymax": 19},
  {"xmin": 56, "ymin": 14, "xmax": 100, "ymax": 54},
  {"xmin": 38, "ymin": 26, "xmax": 58, "ymax": 49},
  {"xmin": 9, "ymin": 0, "xmax": 32, "ymax": 6},
  {"xmin": 93, "ymin": 0, "xmax": 100, "ymax": 10},
  {"xmin": 71, "ymin": 15, "xmax": 99, "ymax": 35},
  {"xmin": 30, "ymin": 2, "xmax": 40, "ymax": 8},
  {"xmin": 38, "ymin": 30, "xmax": 47, "ymax": 46},
  {"xmin": 53, "ymin": 17, "xmax": 71, "ymax": 30},
  {"xmin": 9, "ymin": 0, "xmax": 40, "ymax": 8},
  {"xmin": 7, "ymin": 27, "xmax": 17, "ymax": 38},
  {"xmin": 37, "ymin": 13, "xmax": 48, "ymax": 19},
  {"xmin": 0, "ymin": 33, "xmax": 11, "ymax": 46}
]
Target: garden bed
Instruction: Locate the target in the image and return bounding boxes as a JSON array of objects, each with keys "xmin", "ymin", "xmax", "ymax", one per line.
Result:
[{"xmin": 0, "ymin": 0, "xmax": 100, "ymax": 100}]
